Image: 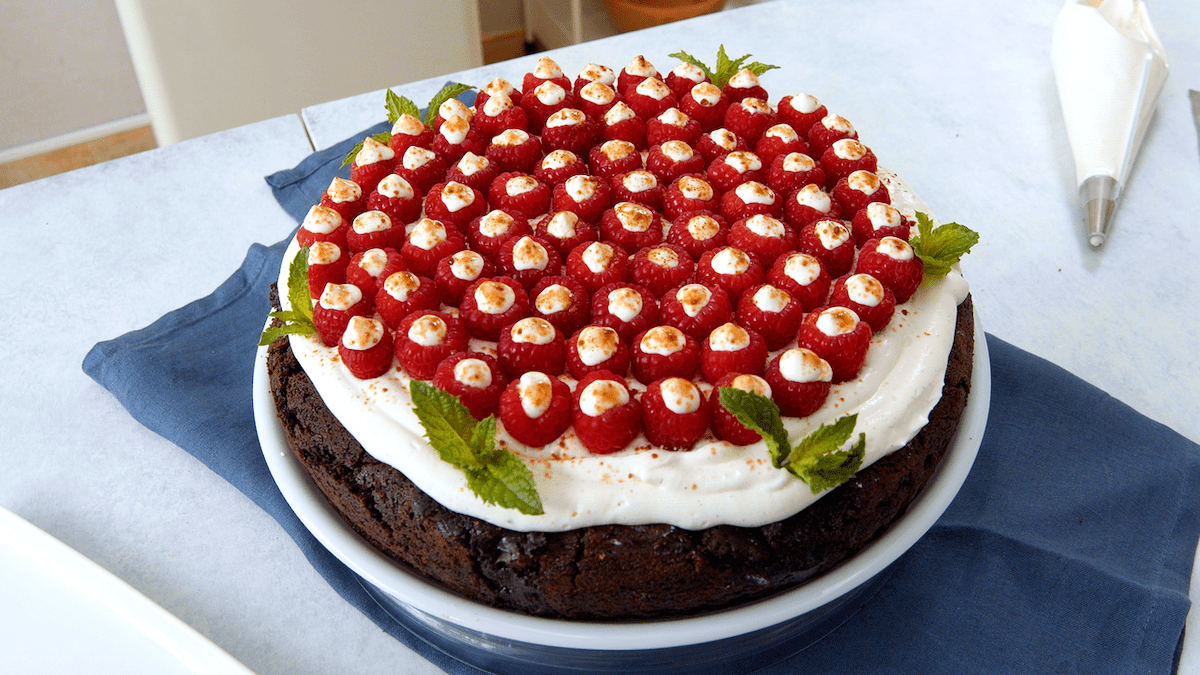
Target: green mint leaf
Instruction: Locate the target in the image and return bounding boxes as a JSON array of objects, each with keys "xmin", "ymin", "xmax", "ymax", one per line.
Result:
[
  {"xmin": 712, "ymin": 45, "xmax": 752, "ymax": 88},
  {"xmin": 423, "ymin": 82, "xmax": 476, "ymax": 128},
  {"xmin": 385, "ymin": 88, "xmax": 420, "ymax": 125},
  {"xmin": 743, "ymin": 61, "xmax": 780, "ymax": 78},
  {"xmin": 260, "ymin": 246, "xmax": 315, "ymax": 345},
  {"xmin": 340, "ymin": 132, "xmax": 392, "ymax": 168},
  {"xmin": 258, "ymin": 323, "xmax": 315, "ymax": 346},
  {"xmin": 717, "ymin": 388, "xmax": 792, "ymax": 468},
  {"xmin": 465, "ymin": 449, "xmax": 545, "ymax": 515},
  {"xmin": 409, "ymin": 380, "xmax": 481, "ymax": 468},
  {"xmin": 910, "ymin": 212, "xmax": 980, "ymax": 278},
  {"xmin": 788, "ymin": 415, "xmax": 865, "ymax": 493},
  {"xmin": 667, "ymin": 49, "xmax": 714, "ymax": 81}
]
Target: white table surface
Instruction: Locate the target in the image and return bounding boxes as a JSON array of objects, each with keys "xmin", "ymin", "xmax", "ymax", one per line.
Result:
[{"xmin": 1, "ymin": 0, "xmax": 1197, "ymax": 673}]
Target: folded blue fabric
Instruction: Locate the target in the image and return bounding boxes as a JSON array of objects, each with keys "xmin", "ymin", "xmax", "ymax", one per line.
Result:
[{"xmin": 82, "ymin": 130, "xmax": 1200, "ymax": 674}]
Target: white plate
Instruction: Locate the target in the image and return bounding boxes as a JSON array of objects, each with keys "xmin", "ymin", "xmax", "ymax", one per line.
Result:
[
  {"xmin": 254, "ymin": 312, "xmax": 989, "ymax": 654},
  {"xmin": 0, "ymin": 506, "xmax": 257, "ymax": 675}
]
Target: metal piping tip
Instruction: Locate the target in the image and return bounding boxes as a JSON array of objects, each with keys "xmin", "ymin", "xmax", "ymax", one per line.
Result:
[{"xmin": 1080, "ymin": 175, "xmax": 1119, "ymax": 249}]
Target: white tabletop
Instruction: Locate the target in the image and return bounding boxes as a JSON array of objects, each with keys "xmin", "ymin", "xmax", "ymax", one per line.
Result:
[{"xmin": 1, "ymin": 1, "xmax": 1197, "ymax": 674}]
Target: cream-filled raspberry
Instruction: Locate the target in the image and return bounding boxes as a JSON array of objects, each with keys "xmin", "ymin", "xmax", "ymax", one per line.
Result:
[
  {"xmin": 700, "ymin": 321, "xmax": 768, "ymax": 383},
  {"xmin": 631, "ymin": 325, "xmax": 699, "ymax": 383},
  {"xmin": 498, "ymin": 316, "xmax": 566, "ymax": 378}
]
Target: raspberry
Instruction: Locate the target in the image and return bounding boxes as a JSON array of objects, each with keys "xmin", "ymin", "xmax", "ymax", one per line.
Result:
[
  {"xmin": 551, "ymin": 174, "xmax": 612, "ymax": 224},
  {"xmin": 574, "ymin": 62, "xmax": 616, "ymax": 97},
  {"xmin": 766, "ymin": 252, "xmax": 833, "ymax": 312},
  {"xmin": 365, "ymin": 174, "xmax": 422, "ymax": 226},
  {"xmin": 476, "ymin": 76, "xmax": 522, "ymax": 109},
  {"xmin": 567, "ymin": 325, "xmax": 630, "ymax": 379},
  {"xmin": 576, "ymin": 81, "xmax": 618, "ymax": 121},
  {"xmin": 498, "ymin": 372, "xmax": 573, "ymax": 447},
  {"xmin": 346, "ymin": 210, "xmax": 405, "ymax": 254},
  {"xmin": 523, "ymin": 56, "xmax": 572, "ymax": 95},
  {"xmin": 497, "ymin": 317, "xmax": 567, "ymax": 378},
  {"xmin": 723, "ymin": 69, "xmax": 769, "ymax": 104},
  {"xmin": 533, "ymin": 211, "xmax": 599, "ymax": 259},
  {"xmin": 458, "ymin": 276, "xmax": 531, "ymax": 341},
  {"xmin": 641, "ymin": 377, "xmax": 710, "ymax": 451},
  {"xmin": 320, "ymin": 177, "xmax": 367, "ymax": 224},
  {"xmin": 720, "ymin": 181, "xmax": 782, "ymax": 222},
  {"xmin": 600, "ymin": 201, "xmax": 664, "ymax": 252},
  {"xmin": 766, "ymin": 153, "xmax": 826, "ymax": 201},
  {"xmin": 678, "ymin": 82, "xmax": 729, "ymax": 132},
  {"xmin": 807, "ymin": 114, "xmax": 859, "ymax": 159},
  {"xmin": 565, "ymin": 241, "xmax": 629, "ymax": 295},
  {"xmin": 709, "ymin": 373, "xmax": 772, "ymax": 445},
  {"xmin": 521, "ymin": 81, "xmax": 577, "ymax": 130},
  {"xmin": 631, "ymin": 326, "xmax": 700, "ymax": 382},
  {"xmin": 616, "ymin": 55, "xmax": 659, "ymax": 96},
  {"xmin": 695, "ymin": 128, "xmax": 749, "ymax": 163},
  {"xmin": 754, "ymin": 124, "xmax": 809, "ymax": 167},
  {"xmin": 496, "ymin": 235, "xmax": 563, "ymax": 290},
  {"xmin": 445, "ymin": 152, "xmax": 500, "ymax": 193},
  {"xmin": 723, "ymin": 98, "xmax": 776, "ymax": 147},
  {"xmin": 431, "ymin": 352, "xmax": 508, "ymax": 421},
  {"xmin": 662, "ymin": 174, "xmax": 719, "ymax": 222},
  {"xmin": 625, "ymin": 77, "xmax": 677, "ymax": 120},
  {"xmin": 665, "ymin": 211, "xmax": 729, "ymax": 260},
  {"xmin": 485, "ymin": 129, "xmax": 544, "ymax": 174},
  {"xmin": 658, "ymin": 282, "xmax": 733, "ymax": 343},
  {"xmin": 796, "ymin": 219, "xmax": 855, "ymax": 278},
  {"xmin": 388, "ymin": 114, "xmax": 434, "ymax": 158},
  {"xmin": 850, "ymin": 202, "xmax": 910, "ymax": 247},
  {"xmin": 727, "ymin": 214, "xmax": 794, "ymax": 268},
  {"xmin": 590, "ymin": 282, "xmax": 659, "ymax": 343},
  {"xmin": 783, "ymin": 184, "xmax": 841, "ymax": 230},
  {"xmin": 664, "ymin": 61, "xmax": 709, "ymax": 99},
  {"xmin": 694, "ymin": 245, "xmax": 765, "ymax": 303},
  {"xmin": 467, "ymin": 209, "xmax": 531, "ymax": 263},
  {"xmin": 700, "ymin": 322, "xmax": 769, "ymax": 383},
  {"xmin": 646, "ymin": 141, "xmax": 706, "ymax": 185},
  {"xmin": 541, "ymin": 108, "xmax": 599, "ymax": 155},
  {"xmin": 777, "ymin": 94, "xmax": 828, "ymax": 137},
  {"xmin": 796, "ymin": 306, "xmax": 873, "ymax": 383},
  {"xmin": 431, "ymin": 117, "xmax": 486, "ymax": 165},
  {"xmin": 588, "ymin": 139, "xmax": 643, "ymax": 180},
  {"xmin": 393, "ymin": 146, "xmax": 447, "ymax": 194},
  {"xmin": 306, "ymin": 241, "xmax": 349, "ymax": 300},
  {"xmin": 345, "ymin": 247, "xmax": 407, "ymax": 299},
  {"xmin": 488, "ymin": 172, "xmax": 552, "ymax": 219},
  {"xmin": 706, "ymin": 151, "xmax": 763, "ymax": 193},
  {"xmin": 831, "ymin": 171, "xmax": 891, "ymax": 220},
  {"xmin": 374, "ymin": 271, "xmax": 439, "ymax": 329},
  {"xmin": 572, "ymin": 370, "xmax": 643, "ymax": 454},
  {"xmin": 473, "ymin": 91, "xmax": 529, "ymax": 141},
  {"xmin": 394, "ymin": 310, "xmax": 469, "ymax": 380},
  {"xmin": 399, "ymin": 218, "xmax": 466, "ymax": 277},
  {"xmin": 434, "ymin": 250, "xmax": 495, "ymax": 306},
  {"xmin": 423, "ymin": 181, "xmax": 487, "ymax": 233},
  {"xmin": 296, "ymin": 205, "xmax": 348, "ymax": 251},
  {"xmin": 854, "ymin": 237, "xmax": 924, "ymax": 303},
  {"xmin": 313, "ymin": 283, "xmax": 373, "ymax": 347},
  {"xmin": 530, "ymin": 275, "xmax": 591, "ymax": 336},
  {"xmin": 764, "ymin": 348, "xmax": 833, "ymax": 417},
  {"xmin": 630, "ymin": 243, "xmax": 694, "ymax": 297},
  {"xmin": 646, "ymin": 108, "xmax": 702, "ymax": 147},
  {"xmin": 534, "ymin": 149, "xmax": 587, "ymax": 187},
  {"xmin": 349, "ymin": 137, "xmax": 395, "ymax": 193},
  {"xmin": 600, "ymin": 102, "xmax": 648, "ymax": 150},
  {"xmin": 829, "ymin": 273, "xmax": 897, "ymax": 333},
  {"xmin": 737, "ymin": 283, "xmax": 806, "ymax": 350},
  {"xmin": 429, "ymin": 98, "xmax": 473, "ymax": 133},
  {"xmin": 609, "ymin": 170, "xmax": 664, "ymax": 212},
  {"xmin": 337, "ymin": 316, "xmax": 395, "ymax": 380},
  {"xmin": 821, "ymin": 139, "xmax": 878, "ymax": 186}
]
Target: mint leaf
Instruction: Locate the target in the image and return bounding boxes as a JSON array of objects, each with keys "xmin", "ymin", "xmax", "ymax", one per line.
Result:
[
  {"xmin": 667, "ymin": 50, "xmax": 715, "ymax": 82},
  {"xmin": 465, "ymin": 450, "xmax": 545, "ymax": 516},
  {"xmin": 717, "ymin": 388, "xmax": 791, "ymax": 468},
  {"xmin": 340, "ymin": 131, "xmax": 392, "ymax": 168},
  {"xmin": 675, "ymin": 45, "xmax": 778, "ymax": 89},
  {"xmin": 910, "ymin": 212, "xmax": 980, "ymax": 278},
  {"xmin": 259, "ymin": 246, "xmax": 315, "ymax": 345},
  {"xmin": 743, "ymin": 61, "xmax": 780, "ymax": 78},
  {"xmin": 423, "ymin": 82, "xmax": 476, "ymax": 128},
  {"xmin": 385, "ymin": 88, "xmax": 420, "ymax": 125},
  {"xmin": 788, "ymin": 415, "xmax": 865, "ymax": 493},
  {"xmin": 410, "ymin": 379, "xmax": 481, "ymax": 468}
]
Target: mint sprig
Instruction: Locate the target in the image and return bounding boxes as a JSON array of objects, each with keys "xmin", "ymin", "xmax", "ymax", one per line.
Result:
[
  {"xmin": 669, "ymin": 45, "xmax": 779, "ymax": 90},
  {"xmin": 410, "ymin": 380, "xmax": 544, "ymax": 515},
  {"xmin": 259, "ymin": 246, "xmax": 316, "ymax": 345},
  {"xmin": 718, "ymin": 388, "xmax": 864, "ymax": 493},
  {"xmin": 385, "ymin": 88, "xmax": 420, "ymax": 125},
  {"xmin": 423, "ymin": 82, "xmax": 476, "ymax": 128},
  {"xmin": 910, "ymin": 212, "xmax": 980, "ymax": 278}
]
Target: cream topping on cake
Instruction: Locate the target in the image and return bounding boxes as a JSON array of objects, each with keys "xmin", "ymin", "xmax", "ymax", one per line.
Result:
[
  {"xmin": 614, "ymin": 201, "xmax": 654, "ymax": 230},
  {"xmin": 846, "ymin": 274, "xmax": 884, "ymax": 307},
  {"xmin": 546, "ymin": 108, "xmax": 587, "ymax": 128},
  {"xmin": 822, "ymin": 114, "xmax": 855, "ymax": 135},
  {"xmin": 542, "ymin": 149, "xmax": 577, "ymax": 171},
  {"xmin": 724, "ymin": 151, "xmax": 762, "ymax": 173},
  {"xmin": 517, "ymin": 372, "xmax": 555, "ymax": 419},
  {"xmin": 624, "ymin": 55, "xmax": 658, "ymax": 78},
  {"xmin": 779, "ymin": 348, "xmax": 833, "ymax": 383},
  {"xmin": 686, "ymin": 214, "xmax": 721, "ymax": 241},
  {"xmin": 308, "ymin": 241, "xmax": 341, "ymax": 266},
  {"xmin": 739, "ymin": 98, "xmax": 772, "ymax": 115},
  {"xmin": 711, "ymin": 247, "xmax": 751, "ymax": 275},
  {"xmin": 620, "ymin": 172, "xmax": 657, "ymax": 195},
  {"xmin": 440, "ymin": 117, "xmax": 470, "ymax": 145},
  {"xmin": 579, "ymin": 379, "xmax": 629, "ymax": 417},
  {"xmin": 474, "ymin": 280, "xmax": 515, "ymax": 314},
  {"xmin": 341, "ymin": 316, "xmax": 385, "ymax": 351},
  {"xmin": 708, "ymin": 128, "xmax": 739, "ymax": 151},
  {"xmin": 407, "ymin": 314, "xmax": 447, "ymax": 346},
  {"xmin": 353, "ymin": 210, "xmax": 391, "ymax": 234},
  {"xmin": 564, "ymin": 175, "xmax": 597, "ymax": 202},
  {"xmin": 402, "ymin": 146, "xmax": 436, "ymax": 170},
  {"xmin": 599, "ymin": 139, "xmax": 635, "ymax": 161},
  {"xmin": 788, "ymin": 93, "xmax": 821, "ymax": 114},
  {"xmin": 535, "ymin": 284, "xmax": 573, "ymax": 314},
  {"xmin": 815, "ymin": 307, "xmax": 860, "ymax": 336},
  {"xmin": 483, "ymin": 77, "xmax": 515, "ymax": 98},
  {"xmin": 735, "ymin": 182, "xmax": 776, "ymax": 206},
  {"xmin": 676, "ymin": 284, "xmax": 712, "ymax": 317},
  {"xmin": 603, "ymin": 102, "xmax": 637, "ymax": 125},
  {"xmin": 494, "ymin": 129, "xmax": 531, "ymax": 147},
  {"xmin": 511, "ymin": 236, "xmax": 550, "ymax": 271},
  {"xmin": 506, "ymin": 175, "xmax": 539, "ymax": 196},
  {"xmin": 579, "ymin": 81, "xmax": 616, "ymax": 105},
  {"xmin": 659, "ymin": 378, "xmax": 701, "ymax": 414},
  {"xmin": 726, "ymin": 69, "xmax": 761, "ymax": 90},
  {"xmin": 671, "ymin": 61, "xmax": 706, "ymax": 83},
  {"xmin": 407, "ymin": 218, "xmax": 445, "ymax": 250},
  {"xmin": 534, "ymin": 56, "xmax": 563, "ymax": 79},
  {"xmin": 833, "ymin": 138, "xmax": 868, "ymax": 161},
  {"xmin": 376, "ymin": 174, "xmax": 415, "ymax": 199},
  {"xmin": 318, "ymin": 283, "xmax": 361, "ymax": 311},
  {"xmin": 635, "ymin": 78, "xmax": 672, "ymax": 101},
  {"xmin": 545, "ymin": 211, "xmax": 580, "ymax": 238},
  {"xmin": 438, "ymin": 182, "xmax": 474, "ymax": 212},
  {"xmin": 730, "ymin": 373, "xmax": 771, "ymax": 397},
  {"xmin": 326, "ymin": 177, "xmax": 362, "ymax": 203},
  {"xmin": 646, "ymin": 246, "xmax": 679, "ymax": 269},
  {"xmin": 391, "ymin": 113, "xmax": 425, "ymax": 137},
  {"xmin": 640, "ymin": 326, "xmax": 686, "ymax": 356},
  {"xmin": 657, "ymin": 108, "xmax": 689, "ymax": 127},
  {"xmin": 578, "ymin": 62, "xmax": 615, "ymax": 86},
  {"xmin": 450, "ymin": 251, "xmax": 485, "ymax": 281},
  {"xmin": 690, "ymin": 82, "xmax": 722, "ymax": 106},
  {"xmin": 660, "ymin": 140, "xmax": 694, "ymax": 162},
  {"xmin": 581, "ymin": 242, "xmax": 615, "ymax": 273},
  {"xmin": 575, "ymin": 325, "xmax": 619, "ymax": 365},
  {"xmin": 534, "ymin": 81, "xmax": 567, "ymax": 106},
  {"xmin": 865, "ymin": 202, "xmax": 903, "ymax": 231},
  {"xmin": 301, "ymin": 205, "xmax": 342, "ymax": 234},
  {"xmin": 456, "ymin": 153, "xmax": 490, "ymax": 177},
  {"xmin": 439, "ymin": 98, "xmax": 473, "ymax": 125},
  {"xmin": 708, "ymin": 323, "xmax": 751, "ymax": 352},
  {"xmin": 478, "ymin": 210, "xmax": 516, "ymax": 238},
  {"xmin": 814, "ymin": 220, "xmax": 850, "ymax": 249},
  {"xmin": 482, "ymin": 91, "xmax": 514, "ymax": 116},
  {"xmin": 510, "ymin": 317, "xmax": 556, "ymax": 345},
  {"xmin": 355, "ymin": 137, "xmax": 394, "ymax": 166},
  {"xmin": 782, "ymin": 153, "xmax": 816, "ymax": 173},
  {"xmin": 357, "ymin": 248, "xmax": 389, "ymax": 276},
  {"xmin": 764, "ymin": 124, "xmax": 798, "ymax": 142},
  {"xmin": 383, "ymin": 271, "xmax": 420, "ymax": 301},
  {"xmin": 878, "ymin": 236, "xmax": 915, "ymax": 261},
  {"xmin": 607, "ymin": 287, "xmax": 643, "ymax": 322},
  {"xmin": 783, "ymin": 253, "xmax": 822, "ymax": 285},
  {"xmin": 752, "ymin": 284, "xmax": 790, "ymax": 313},
  {"xmin": 794, "ymin": 184, "xmax": 832, "ymax": 211},
  {"xmin": 744, "ymin": 214, "xmax": 785, "ymax": 238},
  {"xmin": 453, "ymin": 358, "xmax": 492, "ymax": 388},
  {"xmin": 676, "ymin": 176, "xmax": 713, "ymax": 200}
]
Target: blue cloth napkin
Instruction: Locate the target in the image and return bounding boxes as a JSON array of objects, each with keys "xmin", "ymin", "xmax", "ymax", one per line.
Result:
[{"xmin": 83, "ymin": 127, "xmax": 1200, "ymax": 674}]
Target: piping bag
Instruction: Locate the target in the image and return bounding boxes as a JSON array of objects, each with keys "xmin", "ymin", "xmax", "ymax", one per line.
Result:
[{"xmin": 1050, "ymin": 0, "xmax": 1168, "ymax": 248}]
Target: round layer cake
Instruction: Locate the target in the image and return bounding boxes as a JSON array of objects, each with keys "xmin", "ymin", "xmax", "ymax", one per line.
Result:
[{"xmin": 264, "ymin": 54, "xmax": 976, "ymax": 619}]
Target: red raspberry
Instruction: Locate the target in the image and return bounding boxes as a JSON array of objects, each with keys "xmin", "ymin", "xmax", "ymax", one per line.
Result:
[
  {"xmin": 624, "ymin": 77, "xmax": 677, "ymax": 120},
  {"xmin": 475, "ymin": 76, "xmax": 522, "ymax": 109},
  {"xmin": 375, "ymin": 271, "xmax": 439, "ymax": 329},
  {"xmin": 600, "ymin": 103, "xmax": 648, "ymax": 150},
  {"xmin": 522, "ymin": 57, "xmax": 572, "ymax": 97},
  {"xmin": 574, "ymin": 62, "xmax": 617, "ymax": 96},
  {"xmin": 854, "ymin": 237, "xmax": 924, "ymax": 303},
  {"xmin": 533, "ymin": 211, "xmax": 599, "ymax": 259},
  {"xmin": 764, "ymin": 348, "xmax": 833, "ymax": 417},
  {"xmin": 572, "ymin": 370, "xmax": 642, "ymax": 454},
  {"xmin": 588, "ymin": 139, "xmax": 643, "ymax": 180},
  {"xmin": 664, "ymin": 61, "xmax": 710, "ymax": 99},
  {"xmin": 434, "ymin": 250, "xmax": 495, "ymax": 306},
  {"xmin": 777, "ymin": 94, "xmax": 828, "ymax": 137},
  {"xmin": 551, "ymin": 174, "xmax": 612, "ymax": 224},
  {"xmin": 700, "ymin": 322, "xmax": 769, "ymax": 384},
  {"xmin": 694, "ymin": 245, "xmax": 765, "ymax": 303},
  {"xmin": 534, "ymin": 149, "xmax": 587, "ymax": 187},
  {"xmin": 658, "ymin": 282, "xmax": 733, "ymax": 343},
  {"xmin": 388, "ymin": 114, "xmax": 434, "ymax": 158},
  {"xmin": 720, "ymin": 181, "xmax": 782, "ymax": 222},
  {"xmin": 394, "ymin": 310, "xmax": 468, "ymax": 380},
  {"xmin": 599, "ymin": 201, "xmax": 664, "ymax": 252},
  {"xmin": 722, "ymin": 69, "xmax": 769, "ymax": 104},
  {"xmin": 458, "ymin": 276, "xmax": 531, "ymax": 341},
  {"xmin": 646, "ymin": 141, "xmax": 706, "ymax": 185},
  {"xmin": 576, "ymin": 81, "xmax": 619, "ymax": 121},
  {"xmin": 616, "ymin": 56, "xmax": 659, "ymax": 96},
  {"xmin": 807, "ymin": 114, "xmax": 859, "ymax": 158},
  {"xmin": 784, "ymin": 184, "xmax": 841, "ymax": 230},
  {"xmin": 497, "ymin": 317, "xmax": 567, "ymax": 378},
  {"xmin": 521, "ymin": 81, "xmax": 577, "ymax": 130},
  {"xmin": 766, "ymin": 252, "xmax": 833, "ymax": 312},
  {"xmin": 662, "ymin": 174, "xmax": 719, "ymax": 222},
  {"xmin": 473, "ymin": 91, "xmax": 529, "ymax": 140},
  {"xmin": 590, "ymin": 282, "xmax": 659, "ymax": 343},
  {"xmin": 832, "ymin": 171, "xmax": 891, "ymax": 221},
  {"xmin": 766, "ymin": 153, "xmax": 826, "ymax": 201},
  {"xmin": 609, "ymin": 170, "xmax": 664, "ymax": 212},
  {"xmin": 565, "ymin": 241, "xmax": 629, "ymax": 295},
  {"xmin": 399, "ymin": 218, "xmax": 466, "ymax": 277},
  {"xmin": 631, "ymin": 326, "xmax": 700, "ymax": 382},
  {"xmin": 488, "ymin": 172, "xmax": 550, "ymax": 219},
  {"xmin": 485, "ymin": 129, "xmax": 544, "ymax": 174},
  {"xmin": 337, "ymin": 316, "xmax": 394, "ymax": 380},
  {"xmin": 496, "ymin": 235, "xmax": 563, "ymax": 291},
  {"xmin": 829, "ymin": 273, "xmax": 897, "ymax": 333},
  {"xmin": 530, "ymin": 275, "xmax": 590, "ymax": 336},
  {"xmin": 467, "ymin": 209, "xmax": 531, "ymax": 263},
  {"xmin": 393, "ymin": 146, "xmax": 447, "ymax": 194},
  {"xmin": 737, "ymin": 283, "xmax": 806, "ymax": 350},
  {"xmin": 296, "ymin": 205, "xmax": 348, "ymax": 251},
  {"xmin": 349, "ymin": 137, "xmax": 395, "ymax": 194},
  {"xmin": 665, "ymin": 211, "xmax": 729, "ymax": 260},
  {"xmin": 313, "ymin": 283, "xmax": 373, "ymax": 347},
  {"xmin": 429, "ymin": 98, "xmax": 473, "ymax": 133},
  {"xmin": 796, "ymin": 306, "xmax": 873, "ymax": 383},
  {"xmin": 431, "ymin": 352, "xmax": 508, "ymax": 420},
  {"xmin": 345, "ymin": 247, "xmax": 407, "ymax": 299},
  {"xmin": 641, "ymin": 377, "xmax": 710, "ymax": 451},
  {"xmin": 567, "ymin": 325, "xmax": 630, "ymax": 379},
  {"xmin": 498, "ymin": 372, "xmax": 573, "ymax": 447},
  {"xmin": 630, "ymin": 243, "xmax": 694, "ymax": 297},
  {"xmin": 678, "ymin": 82, "xmax": 729, "ymax": 132},
  {"xmin": 754, "ymin": 124, "xmax": 808, "ymax": 167},
  {"xmin": 306, "ymin": 241, "xmax": 348, "ymax": 300},
  {"xmin": 706, "ymin": 151, "xmax": 763, "ymax": 193},
  {"xmin": 709, "ymin": 373, "xmax": 772, "ymax": 445},
  {"xmin": 695, "ymin": 128, "xmax": 750, "ymax": 163},
  {"xmin": 722, "ymin": 98, "xmax": 776, "ymax": 147},
  {"xmin": 431, "ymin": 117, "xmax": 486, "ymax": 165},
  {"xmin": 727, "ymin": 214, "xmax": 795, "ymax": 268},
  {"xmin": 541, "ymin": 108, "xmax": 599, "ymax": 155},
  {"xmin": 796, "ymin": 219, "xmax": 855, "ymax": 278},
  {"xmin": 365, "ymin": 174, "xmax": 422, "ymax": 226},
  {"xmin": 445, "ymin": 152, "xmax": 501, "ymax": 193},
  {"xmin": 646, "ymin": 108, "xmax": 702, "ymax": 147},
  {"xmin": 851, "ymin": 202, "xmax": 910, "ymax": 247},
  {"xmin": 423, "ymin": 181, "xmax": 487, "ymax": 233},
  {"xmin": 821, "ymin": 139, "xmax": 878, "ymax": 186},
  {"xmin": 346, "ymin": 210, "xmax": 404, "ymax": 254},
  {"xmin": 319, "ymin": 177, "xmax": 367, "ymax": 224}
]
